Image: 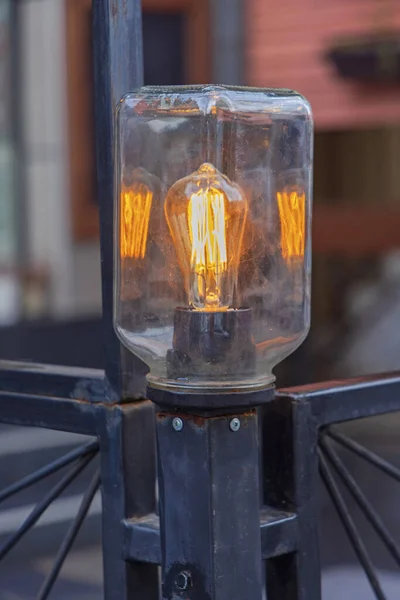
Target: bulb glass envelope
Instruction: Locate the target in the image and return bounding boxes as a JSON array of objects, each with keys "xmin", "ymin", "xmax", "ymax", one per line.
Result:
[{"xmin": 114, "ymin": 85, "xmax": 313, "ymax": 393}]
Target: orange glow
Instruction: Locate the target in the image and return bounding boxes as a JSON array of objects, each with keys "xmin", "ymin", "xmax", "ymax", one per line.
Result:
[
  {"xmin": 277, "ymin": 188, "xmax": 305, "ymax": 261},
  {"xmin": 121, "ymin": 183, "xmax": 153, "ymax": 259},
  {"xmin": 165, "ymin": 163, "xmax": 247, "ymax": 310},
  {"xmin": 188, "ymin": 188, "xmax": 228, "ymax": 306}
]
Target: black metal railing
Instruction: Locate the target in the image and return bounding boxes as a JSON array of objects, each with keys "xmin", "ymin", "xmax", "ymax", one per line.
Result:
[
  {"xmin": 1, "ymin": 1, "xmax": 400, "ymax": 599},
  {"xmin": 1, "ymin": 363, "xmax": 400, "ymax": 599}
]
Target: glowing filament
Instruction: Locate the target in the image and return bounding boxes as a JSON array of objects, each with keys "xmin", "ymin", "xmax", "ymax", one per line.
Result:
[
  {"xmin": 188, "ymin": 189, "xmax": 228, "ymax": 275},
  {"xmin": 121, "ymin": 183, "xmax": 153, "ymax": 259},
  {"xmin": 165, "ymin": 163, "xmax": 247, "ymax": 310},
  {"xmin": 277, "ymin": 189, "xmax": 305, "ymax": 261}
]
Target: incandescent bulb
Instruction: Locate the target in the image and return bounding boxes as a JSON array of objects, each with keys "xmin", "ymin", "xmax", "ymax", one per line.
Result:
[{"xmin": 164, "ymin": 163, "xmax": 248, "ymax": 311}]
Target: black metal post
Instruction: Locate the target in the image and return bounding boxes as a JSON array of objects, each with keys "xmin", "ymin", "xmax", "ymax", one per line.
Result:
[
  {"xmin": 156, "ymin": 408, "xmax": 263, "ymax": 600},
  {"xmin": 92, "ymin": 0, "xmax": 147, "ymax": 399},
  {"xmin": 210, "ymin": 0, "xmax": 244, "ymax": 85},
  {"xmin": 262, "ymin": 395, "xmax": 321, "ymax": 600},
  {"xmin": 97, "ymin": 401, "xmax": 159, "ymax": 600},
  {"xmin": 92, "ymin": 2, "xmax": 159, "ymax": 598}
]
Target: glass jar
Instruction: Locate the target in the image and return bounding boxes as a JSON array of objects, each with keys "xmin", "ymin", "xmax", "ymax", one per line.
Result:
[{"xmin": 114, "ymin": 85, "xmax": 313, "ymax": 393}]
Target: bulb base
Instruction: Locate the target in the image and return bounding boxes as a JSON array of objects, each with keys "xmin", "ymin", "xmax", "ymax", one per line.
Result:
[
  {"xmin": 147, "ymin": 383, "xmax": 275, "ymax": 411},
  {"xmin": 167, "ymin": 307, "xmax": 256, "ymax": 381}
]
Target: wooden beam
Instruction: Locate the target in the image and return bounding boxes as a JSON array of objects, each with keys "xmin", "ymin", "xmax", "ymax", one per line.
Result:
[
  {"xmin": 313, "ymin": 206, "xmax": 400, "ymax": 256},
  {"xmin": 66, "ymin": 0, "xmax": 98, "ymax": 240},
  {"xmin": 142, "ymin": 0, "xmax": 190, "ymax": 10}
]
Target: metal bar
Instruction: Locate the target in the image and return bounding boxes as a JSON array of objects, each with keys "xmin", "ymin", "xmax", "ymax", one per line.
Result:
[
  {"xmin": 0, "ymin": 439, "xmax": 98, "ymax": 505},
  {"xmin": 320, "ymin": 435, "xmax": 400, "ymax": 567},
  {"xmin": 0, "ymin": 391, "xmax": 97, "ymax": 435},
  {"xmin": 123, "ymin": 514, "xmax": 161, "ymax": 565},
  {"xmin": 0, "ymin": 360, "xmax": 112, "ymax": 402},
  {"xmin": 123, "ymin": 508, "xmax": 298, "ymax": 565},
  {"xmin": 92, "ymin": 0, "xmax": 147, "ymax": 398},
  {"xmin": 97, "ymin": 401, "xmax": 158, "ymax": 600},
  {"xmin": 260, "ymin": 508, "xmax": 298, "ymax": 559},
  {"xmin": 36, "ymin": 469, "xmax": 101, "ymax": 600},
  {"xmin": 156, "ymin": 409, "xmax": 263, "ymax": 600},
  {"xmin": 262, "ymin": 396, "xmax": 321, "ymax": 600},
  {"xmin": 0, "ymin": 453, "xmax": 95, "ymax": 561},
  {"xmin": 277, "ymin": 372, "xmax": 400, "ymax": 426},
  {"xmin": 211, "ymin": 0, "xmax": 244, "ymax": 84},
  {"xmin": 326, "ymin": 428, "xmax": 400, "ymax": 483},
  {"xmin": 319, "ymin": 449, "xmax": 386, "ymax": 600}
]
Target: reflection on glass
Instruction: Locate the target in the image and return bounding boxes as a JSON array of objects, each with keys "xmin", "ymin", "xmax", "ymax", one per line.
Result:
[
  {"xmin": 277, "ymin": 186, "xmax": 305, "ymax": 263},
  {"xmin": 121, "ymin": 180, "xmax": 153, "ymax": 260}
]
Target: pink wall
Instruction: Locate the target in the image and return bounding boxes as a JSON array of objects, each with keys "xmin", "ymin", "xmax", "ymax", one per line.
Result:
[{"xmin": 247, "ymin": 0, "xmax": 400, "ymax": 129}]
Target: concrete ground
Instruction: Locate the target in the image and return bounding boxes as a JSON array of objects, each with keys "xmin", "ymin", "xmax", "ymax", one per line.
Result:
[
  {"xmin": 322, "ymin": 567, "xmax": 399, "ymax": 599},
  {"xmin": 0, "ymin": 547, "xmax": 103, "ymax": 600}
]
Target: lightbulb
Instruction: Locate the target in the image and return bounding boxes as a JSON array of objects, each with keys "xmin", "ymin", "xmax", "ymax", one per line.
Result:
[{"xmin": 164, "ymin": 163, "xmax": 248, "ymax": 311}]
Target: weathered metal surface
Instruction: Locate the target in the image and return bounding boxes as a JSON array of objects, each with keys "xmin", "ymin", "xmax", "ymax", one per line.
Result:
[
  {"xmin": 0, "ymin": 360, "xmax": 112, "ymax": 402},
  {"xmin": 97, "ymin": 400, "xmax": 158, "ymax": 600},
  {"xmin": 0, "ymin": 391, "xmax": 97, "ymax": 435},
  {"xmin": 260, "ymin": 507, "xmax": 298, "ymax": 558},
  {"xmin": 262, "ymin": 396, "xmax": 321, "ymax": 600},
  {"xmin": 92, "ymin": 0, "xmax": 147, "ymax": 398},
  {"xmin": 91, "ymin": 3, "xmax": 158, "ymax": 595},
  {"xmin": 211, "ymin": 0, "xmax": 244, "ymax": 84},
  {"xmin": 156, "ymin": 409, "xmax": 263, "ymax": 600},
  {"xmin": 123, "ymin": 513, "xmax": 161, "ymax": 565},
  {"xmin": 123, "ymin": 508, "xmax": 298, "ymax": 565},
  {"xmin": 278, "ymin": 372, "xmax": 400, "ymax": 425}
]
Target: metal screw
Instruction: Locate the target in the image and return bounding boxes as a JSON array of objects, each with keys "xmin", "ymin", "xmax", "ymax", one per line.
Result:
[
  {"xmin": 229, "ymin": 417, "xmax": 241, "ymax": 432},
  {"xmin": 172, "ymin": 417, "xmax": 183, "ymax": 432},
  {"xmin": 175, "ymin": 571, "xmax": 191, "ymax": 591}
]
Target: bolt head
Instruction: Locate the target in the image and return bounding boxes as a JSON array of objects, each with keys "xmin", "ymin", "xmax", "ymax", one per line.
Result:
[
  {"xmin": 175, "ymin": 571, "xmax": 191, "ymax": 591},
  {"xmin": 172, "ymin": 417, "xmax": 184, "ymax": 432},
  {"xmin": 229, "ymin": 417, "xmax": 241, "ymax": 432}
]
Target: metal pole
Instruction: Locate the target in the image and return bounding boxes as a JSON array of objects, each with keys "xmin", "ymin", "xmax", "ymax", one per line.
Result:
[
  {"xmin": 92, "ymin": 2, "xmax": 158, "ymax": 598},
  {"xmin": 210, "ymin": 0, "xmax": 244, "ymax": 85},
  {"xmin": 156, "ymin": 408, "xmax": 263, "ymax": 600},
  {"xmin": 149, "ymin": 387, "xmax": 274, "ymax": 600},
  {"xmin": 262, "ymin": 396, "xmax": 321, "ymax": 600},
  {"xmin": 92, "ymin": 0, "xmax": 147, "ymax": 399}
]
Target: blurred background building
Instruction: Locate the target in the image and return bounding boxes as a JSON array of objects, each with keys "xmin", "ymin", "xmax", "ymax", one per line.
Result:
[
  {"xmin": 0, "ymin": 0, "xmax": 399, "ymax": 384},
  {"xmin": 0, "ymin": 0, "xmax": 400, "ymax": 597}
]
